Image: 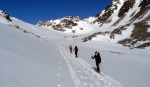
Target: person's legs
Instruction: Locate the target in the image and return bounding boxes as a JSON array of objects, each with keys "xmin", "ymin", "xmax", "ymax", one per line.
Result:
[
  {"xmin": 70, "ymin": 48, "xmax": 72, "ymax": 53},
  {"xmin": 75, "ymin": 51, "xmax": 77, "ymax": 57},
  {"xmin": 96, "ymin": 61, "xmax": 100, "ymax": 73},
  {"xmin": 96, "ymin": 62, "xmax": 100, "ymax": 70}
]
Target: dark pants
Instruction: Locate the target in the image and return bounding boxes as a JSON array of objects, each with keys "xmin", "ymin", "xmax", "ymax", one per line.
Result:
[
  {"xmin": 70, "ymin": 48, "xmax": 72, "ymax": 53},
  {"xmin": 75, "ymin": 51, "xmax": 78, "ymax": 57},
  {"xmin": 96, "ymin": 60, "xmax": 101, "ymax": 70}
]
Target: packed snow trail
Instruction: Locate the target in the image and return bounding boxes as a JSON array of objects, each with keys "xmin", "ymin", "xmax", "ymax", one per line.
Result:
[{"xmin": 59, "ymin": 46, "xmax": 123, "ymax": 87}]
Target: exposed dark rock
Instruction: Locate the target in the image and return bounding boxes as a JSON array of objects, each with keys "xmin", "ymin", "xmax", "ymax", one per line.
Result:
[
  {"xmin": 94, "ymin": 0, "xmax": 121, "ymax": 24},
  {"xmin": 94, "ymin": 4, "xmax": 115, "ymax": 23},
  {"xmin": 131, "ymin": 22, "xmax": 150, "ymax": 41},
  {"xmin": 37, "ymin": 16, "xmax": 82, "ymax": 32},
  {"xmin": 130, "ymin": 1, "xmax": 150, "ymax": 23},
  {"xmin": 118, "ymin": 0, "xmax": 135, "ymax": 17},
  {"xmin": 135, "ymin": 42, "xmax": 150, "ymax": 48},
  {"xmin": 112, "ymin": 15, "xmax": 126, "ymax": 26},
  {"xmin": 82, "ymin": 32, "xmax": 110, "ymax": 42},
  {"xmin": 118, "ymin": 22, "xmax": 150, "ymax": 48},
  {"xmin": 139, "ymin": 0, "xmax": 150, "ymax": 9},
  {"xmin": 110, "ymin": 26, "xmax": 127, "ymax": 39},
  {"xmin": 1, "ymin": 10, "xmax": 12, "ymax": 21}
]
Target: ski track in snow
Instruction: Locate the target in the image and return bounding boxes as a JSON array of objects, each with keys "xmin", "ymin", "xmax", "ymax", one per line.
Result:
[{"xmin": 58, "ymin": 46, "xmax": 123, "ymax": 87}]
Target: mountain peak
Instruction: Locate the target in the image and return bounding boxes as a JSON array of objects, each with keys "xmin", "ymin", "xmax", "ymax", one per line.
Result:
[
  {"xmin": 36, "ymin": 0, "xmax": 150, "ymax": 49},
  {"xmin": 37, "ymin": 16, "xmax": 91, "ymax": 34}
]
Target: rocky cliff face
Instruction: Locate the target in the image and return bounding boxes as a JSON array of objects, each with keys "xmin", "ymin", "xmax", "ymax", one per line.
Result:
[
  {"xmin": 94, "ymin": 0, "xmax": 120, "ymax": 24},
  {"xmin": 118, "ymin": 0, "xmax": 135, "ymax": 17}
]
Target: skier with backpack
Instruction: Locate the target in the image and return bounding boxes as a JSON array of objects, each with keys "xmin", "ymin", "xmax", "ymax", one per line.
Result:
[
  {"xmin": 73, "ymin": 46, "xmax": 78, "ymax": 57},
  {"xmin": 92, "ymin": 51, "xmax": 101, "ymax": 73}
]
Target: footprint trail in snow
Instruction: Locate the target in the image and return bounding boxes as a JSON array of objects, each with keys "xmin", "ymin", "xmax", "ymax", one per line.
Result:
[{"xmin": 59, "ymin": 46, "xmax": 123, "ymax": 87}]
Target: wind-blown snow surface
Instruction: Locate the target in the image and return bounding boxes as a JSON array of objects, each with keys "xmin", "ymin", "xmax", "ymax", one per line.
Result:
[{"xmin": 0, "ymin": 17, "xmax": 150, "ymax": 87}]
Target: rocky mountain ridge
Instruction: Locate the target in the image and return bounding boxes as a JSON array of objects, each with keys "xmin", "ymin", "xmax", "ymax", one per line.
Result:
[
  {"xmin": 90, "ymin": 0, "xmax": 150, "ymax": 49},
  {"xmin": 37, "ymin": 16, "xmax": 89, "ymax": 33},
  {"xmin": 37, "ymin": 0, "xmax": 150, "ymax": 49}
]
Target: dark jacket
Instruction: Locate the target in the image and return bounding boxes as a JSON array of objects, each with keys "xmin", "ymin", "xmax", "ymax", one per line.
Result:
[
  {"xmin": 94, "ymin": 52, "xmax": 101, "ymax": 63},
  {"xmin": 74, "ymin": 46, "xmax": 78, "ymax": 52}
]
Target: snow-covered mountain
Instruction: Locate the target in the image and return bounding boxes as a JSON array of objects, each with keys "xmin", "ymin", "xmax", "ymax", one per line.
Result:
[
  {"xmin": 37, "ymin": 16, "xmax": 94, "ymax": 35},
  {"xmin": 37, "ymin": 0, "xmax": 150, "ymax": 49},
  {"xmin": 0, "ymin": 3, "xmax": 150, "ymax": 87},
  {"xmin": 92, "ymin": 0, "xmax": 150, "ymax": 49}
]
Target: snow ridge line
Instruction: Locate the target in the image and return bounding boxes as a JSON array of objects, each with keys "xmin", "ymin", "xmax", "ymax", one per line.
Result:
[{"xmin": 58, "ymin": 46, "xmax": 123, "ymax": 87}]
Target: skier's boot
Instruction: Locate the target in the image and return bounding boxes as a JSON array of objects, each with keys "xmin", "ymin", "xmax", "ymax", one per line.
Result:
[{"xmin": 97, "ymin": 70, "xmax": 100, "ymax": 73}]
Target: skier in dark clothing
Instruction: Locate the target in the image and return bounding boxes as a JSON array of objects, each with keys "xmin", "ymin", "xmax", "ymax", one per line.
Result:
[
  {"xmin": 73, "ymin": 46, "xmax": 78, "ymax": 57},
  {"xmin": 92, "ymin": 51, "xmax": 101, "ymax": 73}
]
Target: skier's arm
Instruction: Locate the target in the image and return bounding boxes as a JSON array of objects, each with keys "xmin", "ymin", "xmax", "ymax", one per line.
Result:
[{"xmin": 91, "ymin": 55, "xmax": 96, "ymax": 59}]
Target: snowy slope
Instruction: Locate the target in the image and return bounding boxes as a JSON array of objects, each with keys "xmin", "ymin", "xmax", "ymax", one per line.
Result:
[
  {"xmin": 0, "ymin": 10, "xmax": 150, "ymax": 87},
  {"xmin": 0, "ymin": 11, "xmax": 124, "ymax": 87}
]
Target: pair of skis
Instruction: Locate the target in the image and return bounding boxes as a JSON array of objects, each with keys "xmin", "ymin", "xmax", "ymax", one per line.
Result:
[{"xmin": 93, "ymin": 67, "xmax": 105, "ymax": 76}]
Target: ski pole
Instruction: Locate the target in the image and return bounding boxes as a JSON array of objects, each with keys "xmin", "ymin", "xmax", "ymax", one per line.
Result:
[{"xmin": 100, "ymin": 63, "xmax": 105, "ymax": 76}]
